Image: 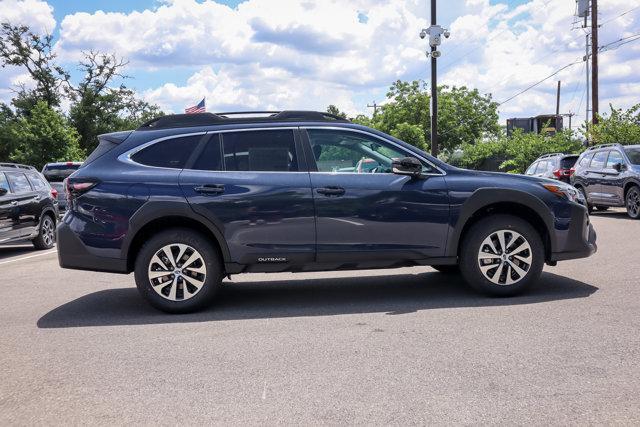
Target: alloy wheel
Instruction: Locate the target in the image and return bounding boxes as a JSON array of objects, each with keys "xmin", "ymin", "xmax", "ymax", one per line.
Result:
[
  {"xmin": 477, "ymin": 229, "xmax": 532, "ymax": 286},
  {"xmin": 41, "ymin": 216, "xmax": 55, "ymax": 247},
  {"xmin": 628, "ymin": 188, "xmax": 640, "ymax": 218},
  {"xmin": 147, "ymin": 243, "xmax": 207, "ymax": 301}
]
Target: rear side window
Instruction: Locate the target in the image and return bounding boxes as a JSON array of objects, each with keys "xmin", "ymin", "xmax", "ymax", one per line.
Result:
[
  {"xmin": 6, "ymin": 172, "xmax": 33, "ymax": 193},
  {"xmin": 191, "ymin": 136, "xmax": 223, "ymax": 171},
  {"xmin": 27, "ymin": 173, "xmax": 49, "ymax": 191},
  {"xmin": 560, "ymin": 156, "xmax": 578, "ymax": 169},
  {"xmin": 222, "ymin": 130, "xmax": 298, "ymax": 172},
  {"xmin": 0, "ymin": 173, "xmax": 9, "ymax": 193},
  {"xmin": 578, "ymin": 152, "xmax": 594, "ymax": 167},
  {"xmin": 590, "ymin": 151, "xmax": 607, "ymax": 169},
  {"xmin": 132, "ymin": 135, "xmax": 202, "ymax": 169}
]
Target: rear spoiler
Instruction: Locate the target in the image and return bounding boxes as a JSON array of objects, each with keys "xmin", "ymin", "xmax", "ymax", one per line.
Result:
[{"xmin": 83, "ymin": 130, "xmax": 133, "ymax": 167}]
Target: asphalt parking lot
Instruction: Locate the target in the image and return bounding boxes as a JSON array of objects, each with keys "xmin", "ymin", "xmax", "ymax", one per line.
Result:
[{"xmin": 1, "ymin": 209, "xmax": 639, "ymax": 424}]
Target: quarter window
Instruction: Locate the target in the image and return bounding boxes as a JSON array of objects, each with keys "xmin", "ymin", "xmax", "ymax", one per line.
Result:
[
  {"xmin": 6, "ymin": 172, "xmax": 33, "ymax": 193},
  {"xmin": 578, "ymin": 152, "xmax": 594, "ymax": 167},
  {"xmin": 525, "ymin": 162, "xmax": 538, "ymax": 175},
  {"xmin": 590, "ymin": 151, "xmax": 607, "ymax": 170},
  {"xmin": 222, "ymin": 130, "xmax": 298, "ymax": 172},
  {"xmin": 27, "ymin": 173, "xmax": 49, "ymax": 191},
  {"xmin": 132, "ymin": 135, "xmax": 202, "ymax": 169},
  {"xmin": 307, "ymin": 129, "xmax": 436, "ymax": 174}
]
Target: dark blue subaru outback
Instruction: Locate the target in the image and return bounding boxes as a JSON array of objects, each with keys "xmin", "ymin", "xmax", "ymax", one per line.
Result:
[{"xmin": 57, "ymin": 111, "xmax": 596, "ymax": 313}]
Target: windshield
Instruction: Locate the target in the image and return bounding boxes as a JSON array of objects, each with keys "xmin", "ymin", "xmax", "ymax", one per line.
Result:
[
  {"xmin": 624, "ymin": 147, "xmax": 640, "ymax": 165},
  {"xmin": 42, "ymin": 164, "xmax": 81, "ymax": 182}
]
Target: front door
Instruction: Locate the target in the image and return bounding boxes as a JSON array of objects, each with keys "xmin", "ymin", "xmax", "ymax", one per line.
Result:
[
  {"xmin": 303, "ymin": 128, "xmax": 449, "ymax": 263},
  {"xmin": 600, "ymin": 150, "xmax": 626, "ymax": 205},
  {"xmin": 180, "ymin": 128, "xmax": 316, "ymax": 267}
]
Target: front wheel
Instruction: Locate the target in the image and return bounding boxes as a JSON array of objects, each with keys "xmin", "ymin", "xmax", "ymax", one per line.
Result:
[
  {"xmin": 134, "ymin": 228, "xmax": 223, "ymax": 313},
  {"xmin": 459, "ymin": 215, "xmax": 545, "ymax": 296},
  {"xmin": 627, "ymin": 186, "xmax": 640, "ymax": 219}
]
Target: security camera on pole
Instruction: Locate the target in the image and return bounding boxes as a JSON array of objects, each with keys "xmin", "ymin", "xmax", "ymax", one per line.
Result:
[{"xmin": 420, "ymin": 1, "xmax": 449, "ymax": 157}]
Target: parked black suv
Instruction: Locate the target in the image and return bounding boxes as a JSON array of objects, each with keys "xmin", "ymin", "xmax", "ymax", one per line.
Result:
[
  {"xmin": 525, "ymin": 153, "xmax": 579, "ymax": 184},
  {"xmin": 1, "ymin": 163, "xmax": 59, "ymax": 249},
  {"xmin": 571, "ymin": 143, "xmax": 640, "ymax": 218},
  {"xmin": 57, "ymin": 111, "xmax": 597, "ymax": 313}
]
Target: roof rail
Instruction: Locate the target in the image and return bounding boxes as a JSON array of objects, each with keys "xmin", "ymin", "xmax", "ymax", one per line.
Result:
[
  {"xmin": 586, "ymin": 143, "xmax": 622, "ymax": 151},
  {"xmin": 0, "ymin": 162, "xmax": 36, "ymax": 171},
  {"xmin": 536, "ymin": 153, "xmax": 565, "ymax": 159},
  {"xmin": 137, "ymin": 110, "xmax": 349, "ymax": 131}
]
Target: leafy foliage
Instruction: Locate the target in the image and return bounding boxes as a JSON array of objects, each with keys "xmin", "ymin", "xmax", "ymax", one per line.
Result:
[{"xmin": 589, "ymin": 104, "xmax": 640, "ymax": 145}]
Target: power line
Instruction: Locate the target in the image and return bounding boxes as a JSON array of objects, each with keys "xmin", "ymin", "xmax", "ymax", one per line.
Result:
[
  {"xmin": 598, "ymin": 32, "xmax": 640, "ymax": 52},
  {"xmin": 599, "ymin": 5, "xmax": 640, "ymax": 27}
]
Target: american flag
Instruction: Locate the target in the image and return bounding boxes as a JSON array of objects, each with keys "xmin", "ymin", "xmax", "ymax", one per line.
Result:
[{"xmin": 185, "ymin": 98, "xmax": 205, "ymax": 114}]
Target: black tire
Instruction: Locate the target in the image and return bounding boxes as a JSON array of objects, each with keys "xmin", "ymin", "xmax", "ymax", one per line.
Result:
[
  {"xmin": 577, "ymin": 186, "xmax": 592, "ymax": 214},
  {"xmin": 32, "ymin": 213, "xmax": 56, "ymax": 250},
  {"xmin": 626, "ymin": 186, "xmax": 640, "ymax": 219},
  {"xmin": 134, "ymin": 228, "xmax": 223, "ymax": 314},
  {"xmin": 595, "ymin": 206, "xmax": 609, "ymax": 211},
  {"xmin": 459, "ymin": 214, "xmax": 545, "ymax": 297},
  {"xmin": 431, "ymin": 264, "xmax": 460, "ymax": 274}
]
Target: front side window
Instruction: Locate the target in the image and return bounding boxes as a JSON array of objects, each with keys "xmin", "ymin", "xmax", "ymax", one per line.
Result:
[
  {"xmin": 0, "ymin": 173, "xmax": 10, "ymax": 193},
  {"xmin": 307, "ymin": 129, "xmax": 437, "ymax": 174},
  {"xmin": 222, "ymin": 130, "xmax": 298, "ymax": 172},
  {"xmin": 624, "ymin": 147, "xmax": 640, "ymax": 165},
  {"xmin": 606, "ymin": 151, "xmax": 624, "ymax": 169},
  {"xmin": 590, "ymin": 151, "xmax": 607, "ymax": 170},
  {"xmin": 6, "ymin": 172, "xmax": 33, "ymax": 193},
  {"xmin": 132, "ymin": 135, "xmax": 202, "ymax": 169}
]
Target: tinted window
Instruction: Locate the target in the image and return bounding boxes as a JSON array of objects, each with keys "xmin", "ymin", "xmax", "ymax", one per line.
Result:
[
  {"xmin": 0, "ymin": 173, "xmax": 9, "ymax": 193},
  {"xmin": 590, "ymin": 151, "xmax": 607, "ymax": 169},
  {"xmin": 222, "ymin": 130, "xmax": 298, "ymax": 172},
  {"xmin": 579, "ymin": 152, "xmax": 594, "ymax": 167},
  {"xmin": 132, "ymin": 135, "xmax": 202, "ymax": 169},
  {"xmin": 606, "ymin": 151, "xmax": 624, "ymax": 169},
  {"xmin": 308, "ymin": 129, "xmax": 437, "ymax": 174},
  {"xmin": 560, "ymin": 156, "xmax": 578, "ymax": 169},
  {"xmin": 42, "ymin": 164, "xmax": 80, "ymax": 182},
  {"xmin": 6, "ymin": 172, "xmax": 33, "ymax": 193},
  {"xmin": 191, "ymin": 136, "xmax": 222, "ymax": 171},
  {"xmin": 525, "ymin": 162, "xmax": 538, "ymax": 175},
  {"xmin": 624, "ymin": 147, "xmax": 640, "ymax": 165},
  {"xmin": 27, "ymin": 173, "xmax": 49, "ymax": 191}
]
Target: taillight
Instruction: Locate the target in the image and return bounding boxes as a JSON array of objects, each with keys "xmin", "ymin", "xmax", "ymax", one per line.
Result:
[
  {"xmin": 569, "ymin": 168, "xmax": 575, "ymax": 175},
  {"xmin": 553, "ymin": 169, "xmax": 562, "ymax": 178},
  {"xmin": 51, "ymin": 188, "xmax": 58, "ymax": 199},
  {"xmin": 65, "ymin": 179, "xmax": 98, "ymax": 205}
]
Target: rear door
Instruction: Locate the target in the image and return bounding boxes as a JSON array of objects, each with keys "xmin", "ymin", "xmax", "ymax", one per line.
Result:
[
  {"xmin": 0, "ymin": 173, "xmax": 17, "ymax": 243},
  {"xmin": 179, "ymin": 128, "xmax": 316, "ymax": 267},
  {"xmin": 303, "ymin": 127, "xmax": 449, "ymax": 263},
  {"xmin": 4, "ymin": 171, "xmax": 39, "ymax": 238}
]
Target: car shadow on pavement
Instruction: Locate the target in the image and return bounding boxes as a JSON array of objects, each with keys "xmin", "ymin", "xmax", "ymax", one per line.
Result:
[
  {"xmin": 37, "ymin": 271, "xmax": 598, "ymax": 329},
  {"xmin": 0, "ymin": 245, "xmax": 39, "ymax": 260}
]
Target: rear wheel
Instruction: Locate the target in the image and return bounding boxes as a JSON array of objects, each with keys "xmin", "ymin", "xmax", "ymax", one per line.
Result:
[
  {"xmin": 134, "ymin": 228, "xmax": 223, "ymax": 313},
  {"xmin": 626, "ymin": 186, "xmax": 640, "ymax": 219},
  {"xmin": 32, "ymin": 214, "xmax": 55, "ymax": 250},
  {"xmin": 459, "ymin": 215, "xmax": 544, "ymax": 296}
]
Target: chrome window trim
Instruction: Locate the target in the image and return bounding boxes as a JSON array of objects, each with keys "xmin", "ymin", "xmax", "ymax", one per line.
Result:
[
  {"xmin": 303, "ymin": 126, "xmax": 446, "ymax": 176},
  {"xmin": 119, "ymin": 127, "xmax": 300, "ymax": 172}
]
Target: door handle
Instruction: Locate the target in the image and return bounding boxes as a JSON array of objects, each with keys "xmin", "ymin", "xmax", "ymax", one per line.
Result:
[
  {"xmin": 194, "ymin": 184, "xmax": 225, "ymax": 195},
  {"xmin": 33, "ymin": 195, "xmax": 41, "ymax": 201},
  {"xmin": 11, "ymin": 200, "xmax": 18, "ymax": 206},
  {"xmin": 316, "ymin": 186, "xmax": 345, "ymax": 196}
]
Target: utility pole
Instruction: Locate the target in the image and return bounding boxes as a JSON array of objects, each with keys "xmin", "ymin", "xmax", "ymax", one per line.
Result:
[
  {"xmin": 555, "ymin": 80, "xmax": 561, "ymax": 116},
  {"xmin": 420, "ymin": 0, "xmax": 449, "ymax": 158},
  {"xmin": 591, "ymin": 0, "xmax": 599, "ymax": 125},
  {"xmin": 367, "ymin": 101, "xmax": 379, "ymax": 116}
]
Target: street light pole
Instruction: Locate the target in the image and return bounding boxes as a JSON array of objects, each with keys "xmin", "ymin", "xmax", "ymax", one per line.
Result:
[{"xmin": 430, "ymin": 0, "xmax": 438, "ymax": 158}]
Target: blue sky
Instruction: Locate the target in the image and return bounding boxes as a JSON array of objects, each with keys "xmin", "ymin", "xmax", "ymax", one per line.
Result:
[{"xmin": 1, "ymin": 0, "xmax": 639, "ymax": 125}]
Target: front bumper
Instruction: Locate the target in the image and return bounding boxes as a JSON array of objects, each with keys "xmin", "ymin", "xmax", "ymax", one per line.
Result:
[
  {"xmin": 549, "ymin": 204, "xmax": 597, "ymax": 262},
  {"xmin": 57, "ymin": 221, "xmax": 129, "ymax": 273}
]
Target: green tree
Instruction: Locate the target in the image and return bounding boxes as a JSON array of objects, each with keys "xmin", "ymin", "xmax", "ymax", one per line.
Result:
[
  {"xmin": 589, "ymin": 103, "xmax": 640, "ymax": 145},
  {"xmin": 389, "ymin": 122, "xmax": 426, "ymax": 150},
  {"xmin": 326, "ymin": 104, "xmax": 347, "ymax": 119},
  {"xmin": 0, "ymin": 103, "xmax": 16, "ymax": 160},
  {"xmin": 6, "ymin": 101, "xmax": 83, "ymax": 169}
]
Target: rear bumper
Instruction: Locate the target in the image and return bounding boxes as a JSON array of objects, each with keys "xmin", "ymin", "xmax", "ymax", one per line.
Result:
[
  {"xmin": 56, "ymin": 221, "xmax": 129, "ymax": 274},
  {"xmin": 549, "ymin": 204, "xmax": 597, "ymax": 262}
]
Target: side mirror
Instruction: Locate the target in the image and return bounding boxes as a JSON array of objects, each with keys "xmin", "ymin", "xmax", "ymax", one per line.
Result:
[
  {"xmin": 614, "ymin": 162, "xmax": 625, "ymax": 172},
  {"xmin": 392, "ymin": 157, "xmax": 423, "ymax": 178},
  {"xmin": 0, "ymin": 188, "xmax": 7, "ymax": 196}
]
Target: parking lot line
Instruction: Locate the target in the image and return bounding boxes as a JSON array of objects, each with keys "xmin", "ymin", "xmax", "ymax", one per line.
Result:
[{"xmin": 0, "ymin": 249, "xmax": 57, "ymax": 266}]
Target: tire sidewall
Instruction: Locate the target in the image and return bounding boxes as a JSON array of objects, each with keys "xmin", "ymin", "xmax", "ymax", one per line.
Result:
[
  {"xmin": 33, "ymin": 214, "xmax": 56, "ymax": 249},
  {"xmin": 460, "ymin": 215, "xmax": 545, "ymax": 296},
  {"xmin": 626, "ymin": 187, "xmax": 640, "ymax": 219},
  {"xmin": 134, "ymin": 228, "xmax": 222, "ymax": 313}
]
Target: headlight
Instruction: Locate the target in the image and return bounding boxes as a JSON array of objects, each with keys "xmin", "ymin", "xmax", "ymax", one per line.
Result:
[{"xmin": 541, "ymin": 183, "xmax": 582, "ymax": 203}]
